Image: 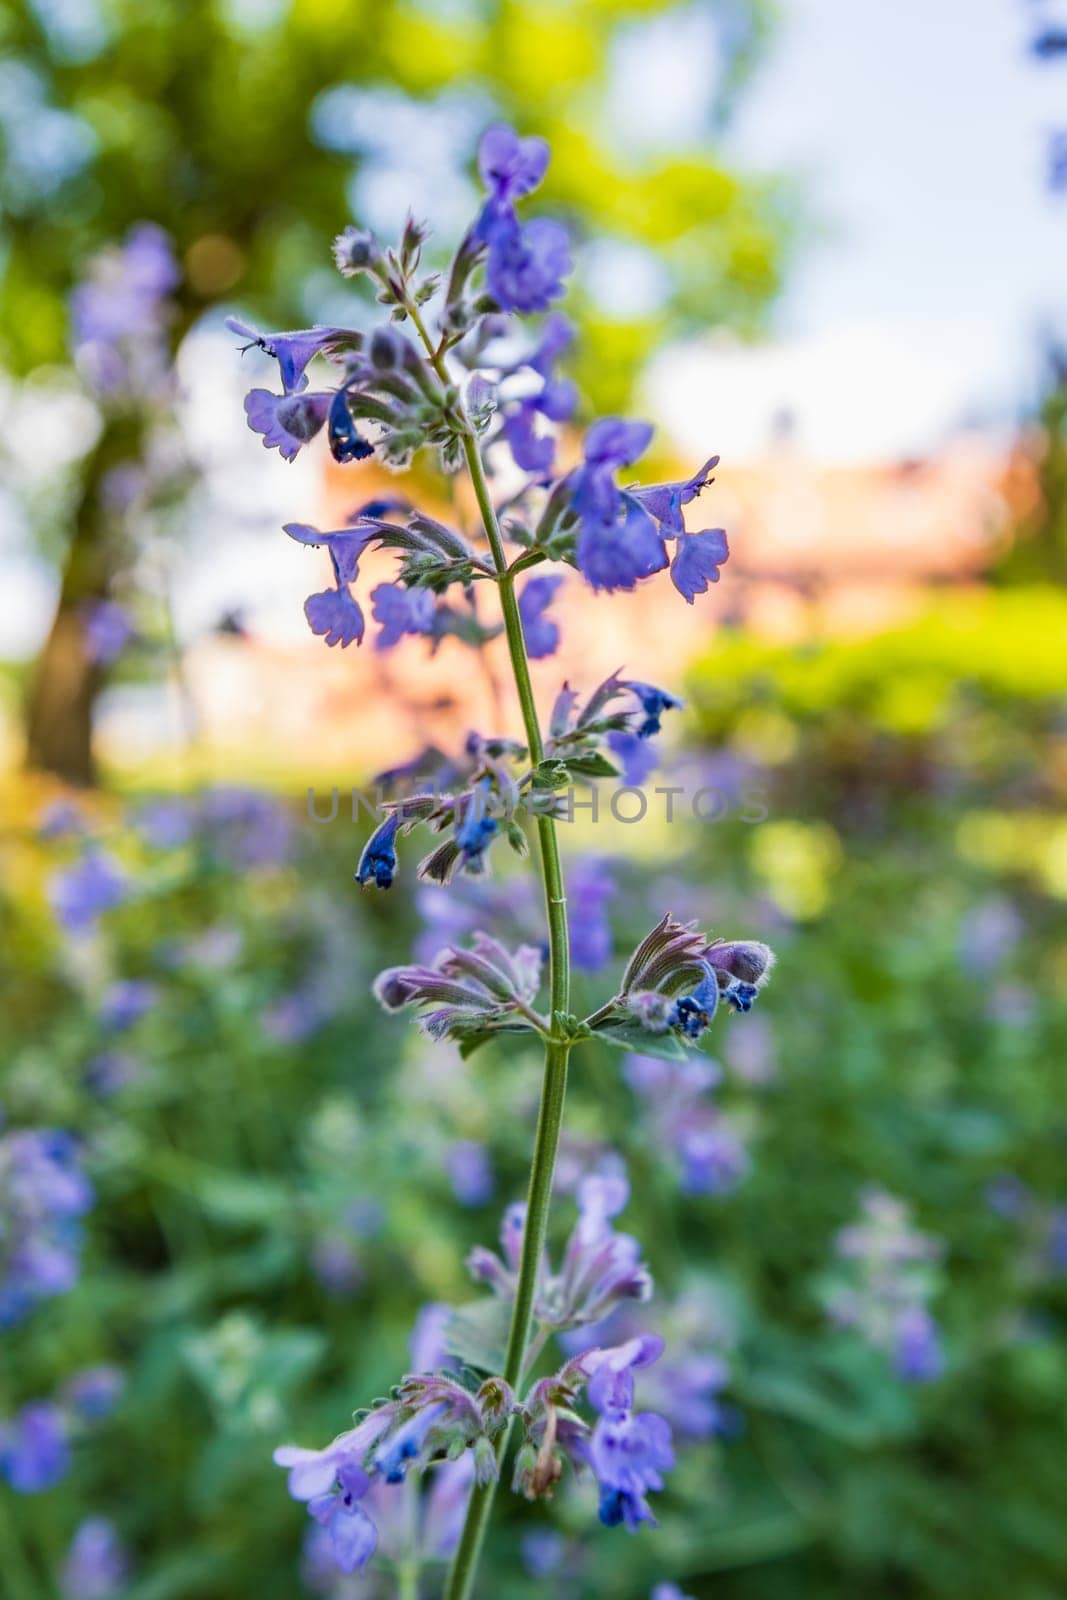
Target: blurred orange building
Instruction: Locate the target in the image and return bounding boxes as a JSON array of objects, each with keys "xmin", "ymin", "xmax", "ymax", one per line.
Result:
[{"xmin": 111, "ymin": 436, "xmax": 1016, "ymax": 785}]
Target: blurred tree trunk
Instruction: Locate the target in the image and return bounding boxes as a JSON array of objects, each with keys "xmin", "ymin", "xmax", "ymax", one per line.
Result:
[{"xmin": 24, "ymin": 420, "xmax": 139, "ymax": 787}]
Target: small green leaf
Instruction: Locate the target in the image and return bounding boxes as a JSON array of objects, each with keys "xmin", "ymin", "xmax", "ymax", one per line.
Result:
[
  {"xmin": 445, "ymin": 1298, "xmax": 511, "ymax": 1374},
  {"xmin": 564, "ymin": 753, "xmax": 621, "ymax": 778},
  {"xmin": 531, "ymin": 760, "xmax": 571, "ymax": 790},
  {"xmin": 594, "ymin": 1021, "xmax": 689, "ymax": 1060}
]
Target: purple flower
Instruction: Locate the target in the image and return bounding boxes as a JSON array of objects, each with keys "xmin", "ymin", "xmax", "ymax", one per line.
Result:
[
  {"xmin": 502, "ymin": 313, "xmax": 577, "ymax": 473},
  {"xmin": 71, "ymin": 224, "xmax": 178, "ymax": 395},
  {"xmin": 304, "ymin": 586, "xmax": 365, "ymax": 648},
  {"xmin": 371, "ymin": 583, "xmax": 436, "ymax": 650},
  {"xmin": 486, "ymin": 214, "xmax": 572, "ymax": 315},
  {"xmin": 632, "ymin": 455, "xmax": 719, "ymax": 535},
  {"xmin": 0, "ymin": 1401, "xmax": 70, "ymax": 1493},
  {"xmin": 670, "ymin": 528, "xmax": 729, "ymax": 602},
  {"xmin": 274, "ymin": 1411, "xmax": 395, "ymax": 1575},
  {"xmin": 263, "ymin": 987, "xmax": 326, "ymax": 1045},
  {"xmin": 447, "ymin": 1141, "xmax": 495, "ymax": 1207},
  {"xmin": 570, "ymin": 432, "xmax": 729, "ymax": 596},
  {"xmin": 0, "ymin": 1128, "xmax": 93, "ymax": 1325},
  {"xmin": 64, "ymin": 1365, "xmax": 124, "ymax": 1421},
  {"xmin": 677, "ymin": 1122, "xmax": 749, "ymax": 1195},
  {"xmin": 61, "ymin": 1517, "xmax": 129, "ymax": 1599},
  {"xmin": 37, "ymin": 799, "xmax": 84, "ymax": 839},
  {"xmin": 521, "ymin": 1528, "xmax": 566, "ymax": 1578},
  {"xmin": 582, "ymin": 1333, "xmax": 665, "ymax": 1414},
  {"xmin": 622, "ymin": 680, "xmax": 683, "ymax": 739},
  {"xmin": 244, "ymin": 388, "xmax": 332, "ymax": 460},
  {"xmin": 81, "ymin": 600, "xmax": 134, "ymax": 665},
  {"xmin": 652, "ymin": 1586, "xmax": 696, "ymax": 1600},
  {"xmin": 893, "ymin": 1305, "xmax": 944, "ymax": 1383},
  {"xmin": 308, "ymin": 1459, "xmax": 379, "ymax": 1573},
  {"xmin": 48, "ymin": 851, "xmax": 127, "ymax": 935},
  {"xmin": 327, "ymin": 388, "xmax": 374, "ymax": 464},
  {"xmin": 134, "ymin": 797, "xmax": 194, "ymax": 850},
  {"xmin": 83, "ymin": 1051, "xmax": 141, "ymax": 1098},
  {"xmin": 567, "ymin": 857, "xmax": 616, "ymax": 971},
  {"xmin": 547, "ymin": 1174, "xmax": 653, "ymax": 1328},
  {"xmin": 226, "ymin": 318, "xmax": 358, "ymax": 394},
  {"xmin": 518, "ymin": 574, "xmax": 563, "ymax": 659},
  {"xmin": 588, "ymin": 1407, "xmax": 674, "ymax": 1531},
  {"xmin": 355, "ymin": 813, "xmax": 400, "ymax": 889},
  {"xmin": 199, "ymin": 787, "xmax": 293, "ymax": 868},
  {"xmin": 624, "ymin": 1054, "xmax": 749, "ymax": 1197},
  {"xmin": 374, "ymin": 1402, "xmax": 448, "ymax": 1485},
  {"xmin": 668, "ymin": 966, "xmax": 720, "ymax": 1040},
  {"xmin": 572, "ymin": 418, "xmax": 654, "ymax": 524},
  {"xmin": 477, "ymin": 124, "xmax": 550, "ymax": 213},
  {"xmin": 607, "ymin": 730, "xmax": 659, "ymax": 786},
  {"xmin": 98, "ymin": 979, "xmax": 155, "ymax": 1032},
  {"xmin": 577, "ymin": 495, "xmax": 668, "ymax": 593},
  {"xmin": 283, "ymin": 521, "xmax": 373, "ymax": 584}
]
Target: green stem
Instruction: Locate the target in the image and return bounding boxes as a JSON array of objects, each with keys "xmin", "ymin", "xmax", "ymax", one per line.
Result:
[{"xmin": 406, "ymin": 299, "xmax": 573, "ymax": 1600}]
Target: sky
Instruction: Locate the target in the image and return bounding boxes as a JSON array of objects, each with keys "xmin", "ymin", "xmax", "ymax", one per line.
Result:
[{"xmin": 641, "ymin": 0, "xmax": 1067, "ymax": 460}]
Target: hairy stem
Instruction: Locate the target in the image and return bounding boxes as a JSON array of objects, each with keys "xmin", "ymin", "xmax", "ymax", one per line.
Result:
[{"xmin": 406, "ymin": 300, "xmax": 573, "ymax": 1599}]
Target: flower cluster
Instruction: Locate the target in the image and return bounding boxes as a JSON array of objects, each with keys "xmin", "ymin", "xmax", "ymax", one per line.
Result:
[
  {"xmin": 0, "ymin": 1127, "xmax": 94, "ymax": 1327},
  {"xmin": 468, "ymin": 1171, "xmax": 652, "ymax": 1331},
  {"xmin": 588, "ymin": 915, "xmax": 775, "ymax": 1058},
  {"xmin": 823, "ymin": 1189, "xmax": 945, "ymax": 1382},
  {"xmin": 70, "ymin": 222, "xmax": 179, "ymax": 398},
  {"xmin": 231, "ymin": 122, "xmax": 730, "ymax": 668},
  {"xmin": 516, "ymin": 1335, "xmax": 673, "ymax": 1530},
  {"xmin": 355, "ymin": 674, "xmax": 680, "ymax": 895},
  {"xmin": 0, "ymin": 1365, "xmax": 123, "ymax": 1495},
  {"xmin": 374, "ymin": 931, "xmax": 545, "ymax": 1053},
  {"xmin": 235, "ymin": 116, "xmax": 772, "ymax": 1592}
]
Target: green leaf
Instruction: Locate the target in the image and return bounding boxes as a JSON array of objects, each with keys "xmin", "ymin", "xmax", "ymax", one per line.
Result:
[
  {"xmin": 445, "ymin": 1298, "xmax": 511, "ymax": 1374},
  {"xmin": 564, "ymin": 752, "xmax": 621, "ymax": 778},
  {"xmin": 531, "ymin": 759, "xmax": 571, "ymax": 790},
  {"xmin": 594, "ymin": 1021, "xmax": 690, "ymax": 1060}
]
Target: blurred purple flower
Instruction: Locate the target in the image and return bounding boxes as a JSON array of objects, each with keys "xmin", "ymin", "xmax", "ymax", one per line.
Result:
[
  {"xmin": 81, "ymin": 600, "xmax": 134, "ymax": 666},
  {"xmin": 98, "ymin": 979, "xmax": 156, "ymax": 1032},
  {"xmin": 48, "ymin": 851, "xmax": 127, "ymax": 935},
  {"xmin": 0, "ymin": 1401, "xmax": 70, "ymax": 1493},
  {"xmin": 567, "ymin": 857, "xmax": 616, "ymax": 971},
  {"xmin": 957, "ymin": 896, "xmax": 1023, "ymax": 976},
  {"xmin": 37, "ymin": 798, "xmax": 85, "ymax": 839},
  {"xmin": 134, "ymin": 797, "xmax": 195, "ymax": 850},
  {"xmin": 64, "ymin": 1365, "xmax": 125, "ymax": 1421},
  {"xmin": 61, "ymin": 1517, "xmax": 129, "ymax": 1599},
  {"xmin": 447, "ymin": 1141, "xmax": 495, "ymax": 1207},
  {"xmin": 83, "ymin": 1051, "xmax": 142, "ymax": 1098},
  {"xmin": 486, "ymin": 215, "xmax": 571, "ymax": 315},
  {"xmin": 517, "ymin": 574, "xmax": 563, "ymax": 658},
  {"xmin": 893, "ymin": 1304, "xmax": 944, "ymax": 1383},
  {"xmin": 199, "ymin": 787, "xmax": 293, "ymax": 868},
  {"xmin": 521, "ymin": 1528, "xmax": 566, "ymax": 1578},
  {"xmin": 0, "ymin": 1128, "xmax": 93, "ymax": 1326}
]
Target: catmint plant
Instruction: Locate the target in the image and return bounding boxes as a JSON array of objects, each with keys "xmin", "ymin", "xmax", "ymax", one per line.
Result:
[{"xmin": 232, "ymin": 122, "xmax": 774, "ymax": 1598}]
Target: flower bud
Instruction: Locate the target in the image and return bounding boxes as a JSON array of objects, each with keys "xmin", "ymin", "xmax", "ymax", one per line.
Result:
[
  {"xmin": 705, "ymin": 940, "xmax": 775, "ymax": 987},
  {"xmin": 332, "ymin": 226, "xmax": 383, "ymax": 278}
]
